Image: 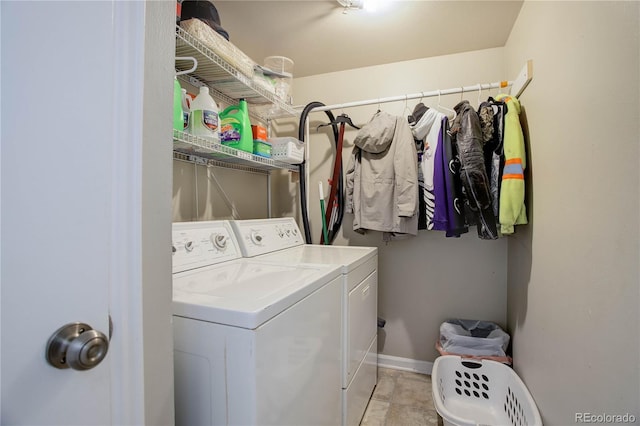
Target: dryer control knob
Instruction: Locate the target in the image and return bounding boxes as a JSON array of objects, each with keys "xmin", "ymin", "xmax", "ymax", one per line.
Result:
[
  {"xmin": 211, "ymin": 233, "xmax": 228, "ymax": 250},
  {"xmin": 250, "ymin": 231, "xmax": 264, "ymax": 245},
  {"xmin": 185, "ymin": 241, "xmax": 194, "ymax": 252}
]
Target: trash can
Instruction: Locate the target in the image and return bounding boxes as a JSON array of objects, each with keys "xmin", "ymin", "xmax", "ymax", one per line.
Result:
[{"xmin": 436, "ymin": 319, "xmax": 512, "ymax": 365}]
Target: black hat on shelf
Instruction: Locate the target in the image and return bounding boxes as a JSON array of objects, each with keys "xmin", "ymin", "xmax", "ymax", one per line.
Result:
[{"xmin": 180, "ymin": 0, "xmax": 230, "ymax": 41}]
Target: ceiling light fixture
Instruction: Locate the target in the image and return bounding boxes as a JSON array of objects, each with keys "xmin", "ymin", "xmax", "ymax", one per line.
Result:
[
  {"xmin": 337, "ymin": 0, "xmax": 387, "ymax": 14},
  {"xmin": 337, "ymin": 0, "xmax": 364, "ymax": 13}
]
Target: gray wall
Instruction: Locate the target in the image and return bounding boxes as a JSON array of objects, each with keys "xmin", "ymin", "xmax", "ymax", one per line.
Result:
[
  {"xmin": 173, "ymin": 161, "xmax": 270, "ymax": 221},
  {"xmin": 504, "ymin": 1, "xmax": 640, "ymax": 424}
]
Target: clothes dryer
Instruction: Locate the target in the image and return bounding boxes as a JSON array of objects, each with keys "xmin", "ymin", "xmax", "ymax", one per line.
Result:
[
  {"xmin": 230, "ymin": 218, "xmax": 378, "ymax": 426},
  {"xmin": 172, "ymin": 220, "xmax": 342, "ymax": 426}
]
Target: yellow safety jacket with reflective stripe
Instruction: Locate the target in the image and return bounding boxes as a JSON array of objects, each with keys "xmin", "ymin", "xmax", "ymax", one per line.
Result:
[{"xmin": 496, "ymin": 94, "xmax": 527, "ymax": 234}]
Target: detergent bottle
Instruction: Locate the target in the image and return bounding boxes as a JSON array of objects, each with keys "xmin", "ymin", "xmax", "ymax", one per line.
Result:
[
  {"xmin": 219, "ymin": 99, "xmax": 253, "ymax": 153},
  {"xmin": 173, "ymin": 77, "xmax": 184, "ymax": 132},
  {"xmin": 189, "ymin": 86, "xmax": 220, "ymax": 143}
]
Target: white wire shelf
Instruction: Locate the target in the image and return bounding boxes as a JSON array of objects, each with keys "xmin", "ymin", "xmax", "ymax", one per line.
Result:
[
  {"xmin": 175, "ymin": 26, "xmax": 298, "ymax": 120},
  {"xmin": 173, "ymin": 130, "xmax": 299, "ymax": 173},
  {"xmin": 177, "ymin": 73, "xmax": 276, "ymax": 124}
]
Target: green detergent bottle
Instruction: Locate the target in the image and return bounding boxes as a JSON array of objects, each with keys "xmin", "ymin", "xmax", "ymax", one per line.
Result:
[
  {"xmin": 219, "ymin": 99, "xmax": 253, "ymax": 153},
  {"xmin": 173, "ymin": 77, "xmax": 184, "ymax": 132}
]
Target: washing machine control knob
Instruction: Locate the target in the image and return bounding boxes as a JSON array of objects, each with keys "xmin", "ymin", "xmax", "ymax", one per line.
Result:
[
  {"xmin": 211, "ymin": 233, "xmax": 228, "ymax": 250},
  {"xmin": 185, "ymin": 241, "xmax": 194, "ymax": 252},
  {"xmin": 250, "ymin": 231, "xmax": 264, "ymax": 246}
]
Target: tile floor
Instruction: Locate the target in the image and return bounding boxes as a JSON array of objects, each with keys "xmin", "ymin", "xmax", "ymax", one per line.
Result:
[{"xmin": 360, "ymin": 367, "xmax": 443, "ymax": 426}]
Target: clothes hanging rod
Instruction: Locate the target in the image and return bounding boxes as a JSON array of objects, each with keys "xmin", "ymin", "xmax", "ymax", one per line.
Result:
[{"xmin": 307, "ymin": 81, "xmax": 511, "ymax": 113}]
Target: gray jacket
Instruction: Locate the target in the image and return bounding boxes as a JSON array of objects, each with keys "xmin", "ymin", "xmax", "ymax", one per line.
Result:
[{"xmin": 345, "ymin": 111, "xmax": 419, "ymax": 235}]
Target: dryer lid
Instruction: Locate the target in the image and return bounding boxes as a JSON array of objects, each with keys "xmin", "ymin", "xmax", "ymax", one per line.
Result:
[{"xmin": 256, "ymin": 244, "xmax": 377, "ymax": 273}]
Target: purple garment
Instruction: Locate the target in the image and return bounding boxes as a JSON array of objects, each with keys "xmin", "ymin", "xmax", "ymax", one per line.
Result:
[
  {"xmin": 432, "ymin": 125, "xmax": 448, "ymax": 231},
  {"xmin": 442, "ymin": 116, "xmax": 468, "ymax": 238}
]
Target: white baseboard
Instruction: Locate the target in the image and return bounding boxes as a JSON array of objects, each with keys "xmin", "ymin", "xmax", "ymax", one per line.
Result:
[{"xmin": 377, "ymin": 354, "xmax": 434, "ymax": 375}]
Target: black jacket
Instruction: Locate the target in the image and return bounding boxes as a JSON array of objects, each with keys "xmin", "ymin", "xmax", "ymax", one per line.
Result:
[{"xmin": 450, "ymin": 101, "xmax": 498, "ymax": 240}]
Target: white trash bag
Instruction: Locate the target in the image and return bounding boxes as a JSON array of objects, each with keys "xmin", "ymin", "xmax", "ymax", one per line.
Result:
[{"xmin": 439, "ymin": 319, "xmax": 510, "ymax": 357}]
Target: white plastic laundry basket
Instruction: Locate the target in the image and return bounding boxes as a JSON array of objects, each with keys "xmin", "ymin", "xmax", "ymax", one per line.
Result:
[{"xmin": 432, "ymin": 355, "xmax": 542, "ymax": 426}]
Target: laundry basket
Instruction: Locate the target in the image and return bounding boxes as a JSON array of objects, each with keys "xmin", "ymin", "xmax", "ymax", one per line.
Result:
[{"xmin": 432, "ymin": 355, "xmax": 542, "ymax": 426}]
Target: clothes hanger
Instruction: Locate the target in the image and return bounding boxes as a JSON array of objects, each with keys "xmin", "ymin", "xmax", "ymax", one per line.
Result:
[
  {"xmin": 336, "ymin": 113, "xmax": 360, "ymax": 129},
  {"xmin": 410, "ymin": 91, "xmax": 426, "ymax": 121},
  {"xmin": 437, "ymin": 89, "xmax": 456, "ymax": 120},
  {"xmin": 402, "ymin": 94, "xmax": 412, "ymax": 119},
  {"xmin": 477, "ymin": 83, "xmax": 483, "ymax": 107},
  {"xmin": 316, "ymin": 113, "xmax": 360, "ymax": 131},
  {"xmin": 417, "ymin": 91, "xmax": 426, "ymax": 110}
]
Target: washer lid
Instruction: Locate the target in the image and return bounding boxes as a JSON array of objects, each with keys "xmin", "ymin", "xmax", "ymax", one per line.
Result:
[
  {"xmin": 256, "ymin": 245, "xmax": 377, "ymax": 273},
  {"xmin": 172, "ymin": 259, "xmax": 341, "ymax": 329}
]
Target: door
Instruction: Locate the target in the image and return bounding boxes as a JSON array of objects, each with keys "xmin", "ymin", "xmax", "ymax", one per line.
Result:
[{"xmin": 1, "ymin": 1, "xmax": 174, "ymax": 424}]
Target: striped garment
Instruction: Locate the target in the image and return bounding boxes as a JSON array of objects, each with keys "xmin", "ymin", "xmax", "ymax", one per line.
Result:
[
  {"xmin": 495, "ymin": 95, "xmax": 527, "ymax": 234},
  {"xmin": 502, "ymin": 157, "xmax": 524, "ymax": 181}
]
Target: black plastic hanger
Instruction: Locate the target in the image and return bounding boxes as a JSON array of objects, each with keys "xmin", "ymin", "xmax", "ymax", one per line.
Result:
[{"xmin": 317, "ymin": 113, "xmax": 360, "ymax": 131}]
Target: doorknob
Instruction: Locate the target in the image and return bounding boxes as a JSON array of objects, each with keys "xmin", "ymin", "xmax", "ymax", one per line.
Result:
[{"xmin": 46, "ymin": 322, "xmax": 109, "ymax": 370}]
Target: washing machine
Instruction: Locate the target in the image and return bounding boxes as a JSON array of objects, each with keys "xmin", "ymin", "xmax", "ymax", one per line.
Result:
[
  {"xmin": 230, "ymin": 218, "xmax": 378, "ymax": 426},
  {"xmin": 171, "ymin": 220, "xmax": 343, "ymax": 426}
]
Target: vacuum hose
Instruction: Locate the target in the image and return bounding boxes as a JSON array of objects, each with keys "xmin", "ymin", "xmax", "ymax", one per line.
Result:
[{"xmin": 298, "ymin": 102, "xmax": 343, "ymax": 244}]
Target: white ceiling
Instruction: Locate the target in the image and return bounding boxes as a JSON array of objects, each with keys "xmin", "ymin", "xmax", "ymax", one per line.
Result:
[{"xmin": 214, "ymin": 0, "xmax": 524, "ymax": 78}]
